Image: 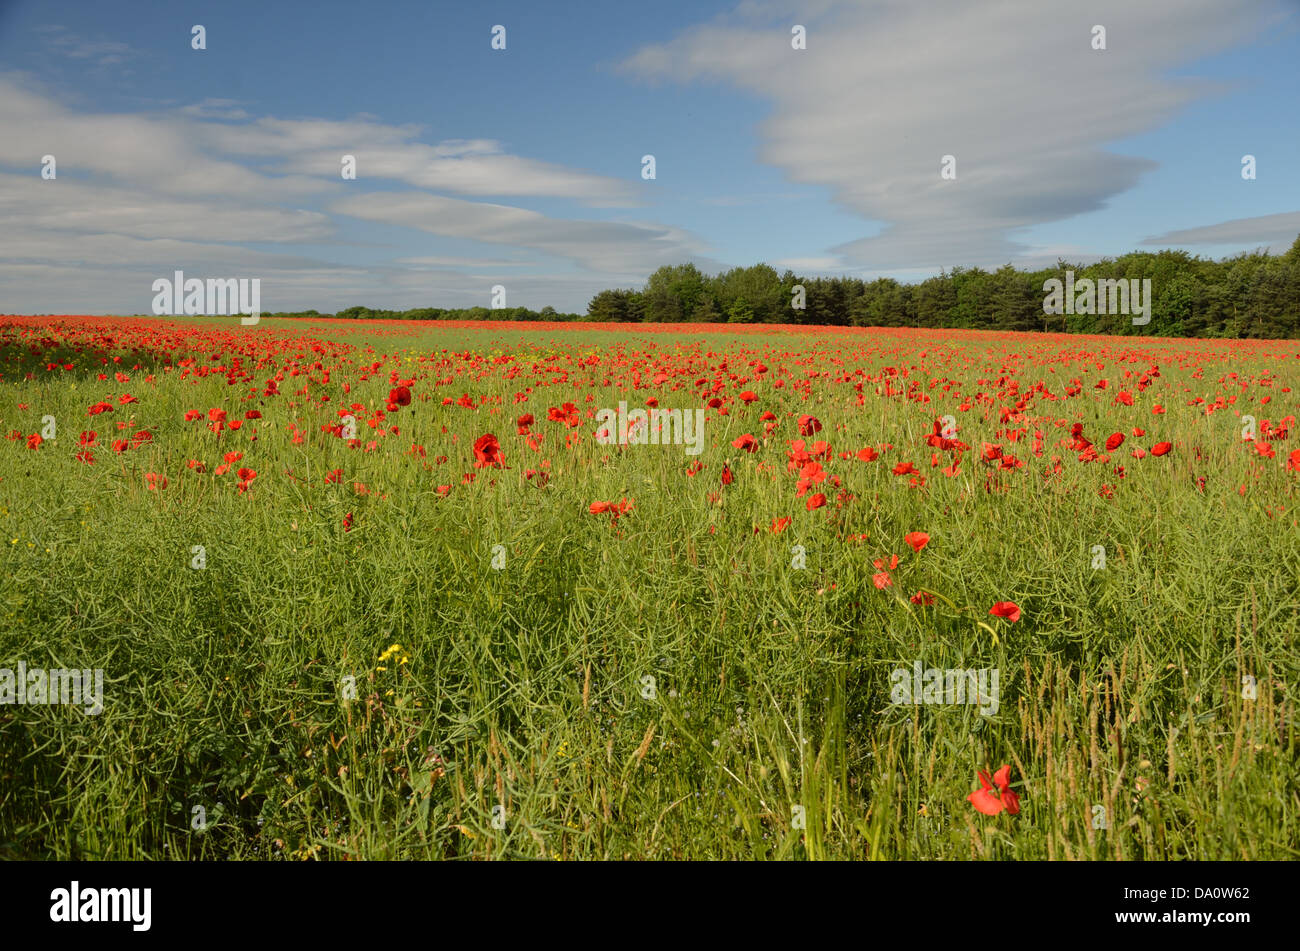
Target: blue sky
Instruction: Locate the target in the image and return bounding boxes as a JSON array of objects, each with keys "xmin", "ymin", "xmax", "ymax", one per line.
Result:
[{"xmin": 1, "ymin": 0, "xmax": 1298, "ymax": 314}]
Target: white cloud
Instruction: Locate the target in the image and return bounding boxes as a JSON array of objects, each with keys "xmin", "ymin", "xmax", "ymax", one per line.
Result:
[
  {"xmin": 396, "ymin": 256, "xmax": 540, "ymax": 269},
  {"xmin": 1141, "ymin": 211, "xmax": 1300, "ymax": 251},
  {"xmin": 0, "ymin": 73, "xmax": 709, "ymax": 312},
  {"xmin": 179, "ymin": 99, "xmax": 251, "ymax": 121},
  {"xmin": 621, "ymin": 0, "xmax": 1287, "ymax": 270},
  {"xmin": 332, "ymin": 192, "xmax": 716, "ymax": 277}
]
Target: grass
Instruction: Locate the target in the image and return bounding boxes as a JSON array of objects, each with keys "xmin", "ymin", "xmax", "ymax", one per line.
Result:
[{"xmin": 0, "ymin": 316, "xmax": 1296, "ymax": 859}]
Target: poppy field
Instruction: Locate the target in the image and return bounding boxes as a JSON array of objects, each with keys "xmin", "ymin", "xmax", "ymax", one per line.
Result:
[{"xmin": 1, "ymin": 313, "xmax": 1297, "ymax": 860}]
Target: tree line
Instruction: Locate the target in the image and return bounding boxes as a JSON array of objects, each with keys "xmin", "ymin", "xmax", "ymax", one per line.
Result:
[{"xmin": 267, "ymin": 234, "xmax": 1300, "ymax": 338}]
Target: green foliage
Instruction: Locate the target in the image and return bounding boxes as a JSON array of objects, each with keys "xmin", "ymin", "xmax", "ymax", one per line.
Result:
[
  {"xmin": 2, "ymin": 323, "xmax": 1296, "ymax": 859},
  {"xmin": 261, "ymin": 234, "xmax": 1300, "ymax": 338}
]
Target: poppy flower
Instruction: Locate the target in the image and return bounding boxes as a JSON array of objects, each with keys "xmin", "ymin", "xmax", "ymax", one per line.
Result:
[
  {"xmin": 910, "ymin": 591, "xmax": 936, "ymax": 606},
  {"xmin": 721, "ymin": 464, "xmax": 734, "ymax": 486},
  {"xmin": 770, "ymin": 516, "xmax": 791, "ymax": 534},
  {"xmin": 473, "ymin": 433, "xmax": 505, "ymax": 468},
  {"xmin": 87, "ymin": 402, "xmax": 114, "ymax": 416},
  {"xmin": 25, "ymin": 433, "xmax": 42, "ymax": 450},
  {"xmin": 732, "ymin": 434, "xmax": 759, "ymax": 453},
  {"xmin": 1151, "ymin": 441, "xmax": 1172, "ymax": 456},
  {"xmin": 798, "ymin": 414, "xmax": 822, "ymax": 436},
  {"xmin": 989, "ymin": 601, "xmax": 1021, "ymax": 623},
  {"xmin": 1105, "ymin": 432, "xmax": 1125, "ymax": 451},
  {"xmin": 904, "ymin": 531, "xmax": 930, "ymax": 552},
  {"xmin": 389, "ymin": 386, "xmax": 412, "ymax": 407},
  {"xmin": 805, "ymin": 492, "xmax": 827, "ymax": 511},
  {"xmin": 967, "ymin": 765, "xmax": 1021, "ymax": 816}
]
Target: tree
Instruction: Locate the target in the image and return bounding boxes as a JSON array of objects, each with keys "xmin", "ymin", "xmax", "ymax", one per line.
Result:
[{"xmin": 727, "ymin": 297, "xmax": 756, "ymax": 323}]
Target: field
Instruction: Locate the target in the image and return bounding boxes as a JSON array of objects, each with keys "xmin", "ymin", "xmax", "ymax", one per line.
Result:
[{"xmin": 0, "ymin": 314, "xmax": 1297, "ymax": 860}]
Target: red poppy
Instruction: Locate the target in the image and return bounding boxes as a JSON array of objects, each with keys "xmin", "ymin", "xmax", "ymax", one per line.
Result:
[
  {"xmin": 732, "ymin": 433, "xmax": 759, "ymax": 453},
  {"xmin": 910, "ymin": 591, "xmax": 936, "ymax": 606},
  {"xmin": 1151, "ymin": 441, "xmax": 1172, "ymax": 456},
  {"xmin": 805, "ymin": 492, "xmax": 827, "ymax": 511},
  {"xmin": 389, "ymin": 386, "xmax": 412, "ymax": 407},
  {"xmin": 473, "ymin": 433, "xmax": 505, "ymax": 468},
  {"xmin": 1105, "ymin": 432, "xmax": 1125, "ymax": 451},
  {"xmin": 904, "ymin": 531, "xmax": 930, "ymax": 552},
  {"xmin": 798, "ymin": 414, "xmax": 822, "ymax": 436},
  {"xmin": 989, "ymin": 601, "xmax": 1021, "ymax": 623},
  {"xmin": 721, "ymin": 464, "xmax": 734, "ymax": 486},
  {"xmin": 967, "ymin": 765, "xmax": 1021, "ymax": 816}
]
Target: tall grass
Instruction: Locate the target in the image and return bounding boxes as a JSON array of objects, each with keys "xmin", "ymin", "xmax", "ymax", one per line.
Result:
[{"xmin": 0, "ymin": 319, "xmax": 1296, "ymax": 859}]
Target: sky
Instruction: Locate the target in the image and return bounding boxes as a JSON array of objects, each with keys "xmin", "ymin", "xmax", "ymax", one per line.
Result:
[{"xmin": 1, "ymin": 0, "xmax": 1298, "ymax": 315}]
